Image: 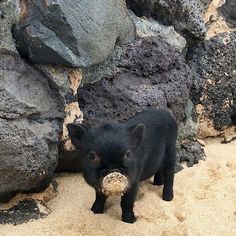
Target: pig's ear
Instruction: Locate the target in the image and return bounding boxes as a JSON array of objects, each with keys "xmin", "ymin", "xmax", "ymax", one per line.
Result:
[
  {"xmin": 128, "ymin": 123, "xmax": 145, "ymax": 149},
  {"xmin": 67, "ymin": 123, "xmax": 87, "ymax": 149}
]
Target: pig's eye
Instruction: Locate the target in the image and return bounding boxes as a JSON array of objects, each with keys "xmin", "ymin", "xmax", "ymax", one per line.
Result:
[
  {"xmin": 124, "ymin": 150, "xmax": 131, "ymax": 160},
  {"xmin": 88, "ymin": 151, "xmax": 99, "ymax": 162}
]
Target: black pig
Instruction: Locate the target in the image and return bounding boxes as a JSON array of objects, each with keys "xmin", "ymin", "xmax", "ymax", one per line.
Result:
[{"xmin": 67, "ymin": 109, "xmax": 178, "ymax": 223}]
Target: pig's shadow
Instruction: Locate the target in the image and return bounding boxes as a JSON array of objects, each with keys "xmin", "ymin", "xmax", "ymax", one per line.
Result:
[{"xmin": 137, "ymin": 178, "xmax": 163, "ymax": 200}]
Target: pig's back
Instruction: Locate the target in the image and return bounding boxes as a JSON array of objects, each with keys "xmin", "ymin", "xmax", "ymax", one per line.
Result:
[
  {"xmin": 125, "ymin": 109, "xmax": 178, "ymax": 181},
  {"xmin": 125, "ymin": 109, "xmax": 177, "ymax": 139}
]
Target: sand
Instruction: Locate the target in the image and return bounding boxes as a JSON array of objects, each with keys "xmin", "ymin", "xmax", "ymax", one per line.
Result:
[
  {"xmin": 0, "ymin": 139, "xmax": 236, "ymax": 236},
  {"xmin": 204, "ymin": 0, "xmax": 236, "ymax": 39}
]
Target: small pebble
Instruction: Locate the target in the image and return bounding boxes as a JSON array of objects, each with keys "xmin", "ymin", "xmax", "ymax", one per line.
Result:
[{"xmin": 102, "ymin": 172, "xmax": 128, "ymax": 196}]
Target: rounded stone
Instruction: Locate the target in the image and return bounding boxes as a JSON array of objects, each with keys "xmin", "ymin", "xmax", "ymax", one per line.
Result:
[{"xmin": 101, "ymin": 172, "xmax": 129, "ymax": 196}]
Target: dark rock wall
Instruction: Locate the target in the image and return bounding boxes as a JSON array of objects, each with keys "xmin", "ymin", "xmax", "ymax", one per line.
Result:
[
  {"xmin": 0, "ymin": 50, "xmax": 64, "ymax": 201},
  {"xmin": 190, "ymin": 32, "xmax": 236, "ymax": 131},
  {"xmin": 78, "ymin": 36, "xmax": 192, "ymax": 126},
  {"xmin": 126, "ymin": 0, "xmax": 212, "ymax": 42},
  {"xmin": 0, "ymin": 0, "xmax": 19, "ymax": 52}
]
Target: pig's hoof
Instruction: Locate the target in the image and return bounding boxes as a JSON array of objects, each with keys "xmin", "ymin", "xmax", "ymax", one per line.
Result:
[
  {"xmin": 162, "ymin": 193, "xmax": 174, "ymax": 201},
  {"xmin": 122, "ymin": 212, "xmax": 136, "ymax": 223},
  {"xmin": 91, "ymin": 202, "xmax": 104, "ymax": 214}
]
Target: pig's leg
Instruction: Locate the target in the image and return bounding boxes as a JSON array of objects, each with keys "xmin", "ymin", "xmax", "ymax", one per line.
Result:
[
  {"xmin": 153, "ymin": 170, "xmax": 163, "ymax": 186},
  {"xmin": 162, "ymin": 145, "xmax": 176, "ymax": 201},
  {"xmin": 121, "ymin": 183, "xmax": 138, "ymax": 223},
  {"xmin": 91, "ymin": 191, "xmax": 107, "ymax": 214}
]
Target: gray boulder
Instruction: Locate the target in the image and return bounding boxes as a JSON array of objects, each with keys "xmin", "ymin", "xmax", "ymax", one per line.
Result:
[
  {"xmin": 0, "ymin": 51, "xmax": 64, "ymax": 202},
  {"xmin": 12, "ymin": 0, "xmax": 135, "ymax": 67},
  {"xmin": 129, "ymin": 11, "xmax": 186, "ymax": 51}
]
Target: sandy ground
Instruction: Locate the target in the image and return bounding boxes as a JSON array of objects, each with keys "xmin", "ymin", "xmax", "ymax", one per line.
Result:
[{"xmin": 0, "ymin": 139, "xmax": 236, "ymax": 236}]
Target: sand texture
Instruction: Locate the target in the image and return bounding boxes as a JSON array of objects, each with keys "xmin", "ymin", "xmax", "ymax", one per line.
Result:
[
  {"xmin": 204, "ymin": 0, "xmax": 236, "ymax": 39},
  {"xmin": 0, "ymin": 139, "xmax": 236, "ymax": 236}
]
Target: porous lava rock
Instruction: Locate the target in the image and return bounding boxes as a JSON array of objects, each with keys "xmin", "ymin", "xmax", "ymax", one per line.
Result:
[
  {"xmin": 190, "ymin": 32, "xmax": 236, "ymax": 135},
  {"xmin": 0, "ymin": 0, "xmax": 20, "ymax": 52},
  {"xmin": 0, "ymin": 50, "xmax": 64, "ymax": 202},
  {"xmin": 78, "ymin": 36, "xmax": 192, "ymax": 127},
  {"xmin": 126, "ymin": 0, "xmax": 211, "ymax": 42}
]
